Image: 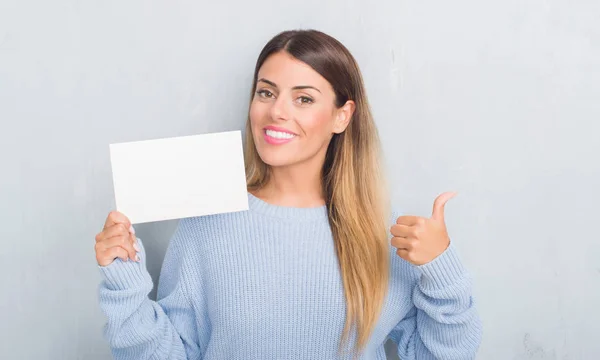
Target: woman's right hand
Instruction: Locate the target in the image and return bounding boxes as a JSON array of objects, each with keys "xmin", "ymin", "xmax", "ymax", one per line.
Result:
[{"xmin": 95, "ymin": 211, "xmax": 141, "ymax": 266}]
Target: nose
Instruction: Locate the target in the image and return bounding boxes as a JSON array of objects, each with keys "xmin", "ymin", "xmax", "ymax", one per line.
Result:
[{"xmin": 269, "ymin": 94, "xmax": 290, "ymax": 121}]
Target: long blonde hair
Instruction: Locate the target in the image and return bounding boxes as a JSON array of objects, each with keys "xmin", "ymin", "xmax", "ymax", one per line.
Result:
[{"xmin": 244, "ymin": 29, "xmax": 391, "ymax": 357}]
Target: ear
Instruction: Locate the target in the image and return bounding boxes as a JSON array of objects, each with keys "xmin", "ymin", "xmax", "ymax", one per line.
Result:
[{"xmin": 333, "ymin": 100, "xmax": 355, "ymax": 134}]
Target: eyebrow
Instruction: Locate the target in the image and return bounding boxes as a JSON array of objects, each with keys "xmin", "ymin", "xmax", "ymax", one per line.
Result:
[{"xmin": 257, "ymin": 78, "xmax": 321, "ymax": 93}]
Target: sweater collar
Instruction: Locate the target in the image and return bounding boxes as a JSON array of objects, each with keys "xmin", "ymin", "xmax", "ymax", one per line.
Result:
[{"xmin": 247, "ymin": 192, "xmax": 329, "ymax": 222}]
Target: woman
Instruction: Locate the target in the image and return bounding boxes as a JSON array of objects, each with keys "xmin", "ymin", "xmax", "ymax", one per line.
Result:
[{"xmin": 96, "ymin": 29, "xmax": 482, "ymax": 359}]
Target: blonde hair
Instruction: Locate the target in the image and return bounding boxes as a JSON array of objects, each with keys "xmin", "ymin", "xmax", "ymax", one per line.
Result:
[{"xmin": 244, "ymin": 29, "xmax": 391, "ymax": 358}]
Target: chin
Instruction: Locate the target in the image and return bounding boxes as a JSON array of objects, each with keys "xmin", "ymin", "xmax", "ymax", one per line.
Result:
[{"xmin": 256, "ymin": 148, "xmax": 295, "ymax": 167}]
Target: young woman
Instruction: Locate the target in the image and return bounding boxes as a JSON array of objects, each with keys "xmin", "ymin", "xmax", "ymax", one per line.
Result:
[{"xmin": 95, "ymin": 29, "xmax": 482, "ymax": 359}]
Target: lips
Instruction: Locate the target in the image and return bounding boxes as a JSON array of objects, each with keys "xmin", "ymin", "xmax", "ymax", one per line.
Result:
[
  {"xmin": 263, "ymin": 125, "xmax": 297, "ymax": 135},
  {"xmin": 263, "ymin": 129, "xmax": 296, "ymax": 145}
]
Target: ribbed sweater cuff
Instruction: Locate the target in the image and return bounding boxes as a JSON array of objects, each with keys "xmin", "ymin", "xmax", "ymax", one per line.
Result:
[
  {"xmin": 416, "ymin": 242, "xmax": 468, "ymax": 291},
  {"xmin": 98, "ymin": 259, "xmax": 150, "ymax": 291}
]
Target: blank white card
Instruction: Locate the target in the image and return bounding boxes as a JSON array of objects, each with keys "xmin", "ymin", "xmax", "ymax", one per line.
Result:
[{"xmin": 109, "ymin": 130, "xmax": 249, "ymax": 224}]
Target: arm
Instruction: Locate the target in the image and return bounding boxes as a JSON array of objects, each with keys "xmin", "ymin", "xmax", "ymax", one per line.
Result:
[
  {"xmin": 389, "ymin": 243, "xmax": 482, "ymax": 359},
  {"xmin": 97, "ymin": 218, "xmax": 203, "ymax": 360}
]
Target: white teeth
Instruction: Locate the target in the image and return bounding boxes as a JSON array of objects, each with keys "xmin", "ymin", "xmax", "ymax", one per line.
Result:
[{"xmin": 266, "ymin": 129, "xmax": 295, "ymax": 139}]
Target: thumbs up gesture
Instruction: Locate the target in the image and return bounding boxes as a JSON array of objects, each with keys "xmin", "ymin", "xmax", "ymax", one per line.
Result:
[{"xmin": 390, "ymin": 192, "xmax": 457, "ymax": 265}]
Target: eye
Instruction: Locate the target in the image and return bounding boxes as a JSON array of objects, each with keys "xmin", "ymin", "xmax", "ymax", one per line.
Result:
[
  {"xmin": 297, "ymin": 96, "xmax": 314, "ymax": 105},
  {"xmin": 256, "ymin": 89, "xmax": 274, "ymax": 99}
]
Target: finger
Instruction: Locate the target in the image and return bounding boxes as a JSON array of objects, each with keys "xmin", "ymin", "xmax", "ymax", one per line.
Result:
[
  {"xmin": 391, "ymin": 236, "xmax": 417, "ymax": 250},
  {"xmin": 395, "ymin": 248, "xmax": 411, "ymax": 262},
  {"xmin": 130, "ymin": 232, "xmax": 140, "ymax": 252},
  {"xmin": 96, "ymin": 223, "xmax": 130, "ymax": 243},
  {"xmin": 104, "ymin": 211, "xmax": 131, "ymax": 230},
  {"xmin": 98, "ymin": 246, "xmax": 130, "ymax": 266},
  {"xmin": 396, "ymin": 215, "xmax": 421, "ymax": 226},
  {"xmin": 390, "ymin": 224, "xmax": 414, "ymax": 238},
  {"xmin": 431, "ymin": 191, "xmax": 457, "ymax": 222},
  {"xmin": 98, "ymin": 234, "xmax": 138, "ymax": 261}
]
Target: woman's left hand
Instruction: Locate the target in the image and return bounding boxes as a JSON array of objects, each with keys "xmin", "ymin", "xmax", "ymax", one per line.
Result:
[{"xmin": 390, "ymin": 192, "xmax": 457, "ymax": 266}]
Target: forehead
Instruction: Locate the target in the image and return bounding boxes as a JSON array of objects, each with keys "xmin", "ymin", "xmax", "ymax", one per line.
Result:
[{"xmin": 257, "ymin": 51, "xmax": 332, "ymax": 91}]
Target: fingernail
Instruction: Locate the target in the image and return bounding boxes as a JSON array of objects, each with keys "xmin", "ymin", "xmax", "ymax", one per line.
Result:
[
  {"xmin": 129, "ymin": 225, "xmax": 135, "ymax": 234},
  {"xmin": 135, "ymin": 255, "xmax": 140, "ymax": 262},
  {"xmin": 133, "ymin": 243, "xmax": 141, "ymax": 252}
]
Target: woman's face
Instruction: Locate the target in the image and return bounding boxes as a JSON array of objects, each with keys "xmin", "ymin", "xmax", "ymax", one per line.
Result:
[{"xmin": 249, "ymin": 51, "xmax": 354, "ymax": 168}]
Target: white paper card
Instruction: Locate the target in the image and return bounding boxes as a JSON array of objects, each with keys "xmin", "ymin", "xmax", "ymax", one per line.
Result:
[{"xmin": 109, "ymin": 130, "xmax": 248, "ymax": 224}]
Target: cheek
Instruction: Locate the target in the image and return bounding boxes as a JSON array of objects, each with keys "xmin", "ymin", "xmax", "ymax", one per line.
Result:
[
  {"xmin": 249, "ymin": 101, "xmax": 266, "ymax": 128},
  {"xmin": 299, "ymin": 108, "xmax": 335, "ymax": 136}
]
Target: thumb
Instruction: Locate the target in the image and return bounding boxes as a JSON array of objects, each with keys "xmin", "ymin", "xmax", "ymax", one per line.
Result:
[{"xmin": 431, "ymin": 191, "xmax": 457, "ymax": 222}]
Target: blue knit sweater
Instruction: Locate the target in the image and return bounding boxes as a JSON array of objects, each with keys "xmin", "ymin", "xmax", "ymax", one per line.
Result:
[{"xmin": 98, "ymin": 192, "xmax": 482, "ymax": 359}]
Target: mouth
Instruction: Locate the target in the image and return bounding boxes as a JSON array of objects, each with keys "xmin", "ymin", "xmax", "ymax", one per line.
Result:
[{"xmin": 263, "ymin": 128, "xmax": 297, "ymax": 145}]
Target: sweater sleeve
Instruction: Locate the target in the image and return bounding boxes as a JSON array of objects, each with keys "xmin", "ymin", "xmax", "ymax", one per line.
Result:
[
  {"xmin": 97, "ymin": 218, "xmax": 203, "ymax": 360},
  {"xmin": 388, "ymin": 243, "xmax": 483, "ymax": 359}
]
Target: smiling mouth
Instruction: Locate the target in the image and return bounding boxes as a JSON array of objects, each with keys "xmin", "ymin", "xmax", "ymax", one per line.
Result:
[
  {"xmin": 263, "ymin": 129, "xmax": 297, "ymax": 144},
  {"xmin": 264, "ymin": 129, "xmax": 297, "ymax": 139}
]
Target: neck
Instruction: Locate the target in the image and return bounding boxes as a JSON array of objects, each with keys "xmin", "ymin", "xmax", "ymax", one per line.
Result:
[{"xmin": 254, "ymin": 160, "xmax": 326, "ymax": 208}]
